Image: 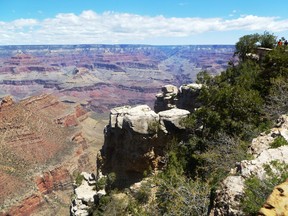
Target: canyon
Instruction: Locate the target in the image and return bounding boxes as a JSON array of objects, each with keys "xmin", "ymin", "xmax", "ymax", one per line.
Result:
[
  {"xmin": 0, "ymin": 44, "xmax": 234, "ymax": 215},
  {"xmin": 0, "ymin": 44, "xmax": 234, "ymax": 112}
]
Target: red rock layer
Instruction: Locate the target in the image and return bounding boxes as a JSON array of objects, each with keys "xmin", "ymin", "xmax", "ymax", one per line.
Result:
[
  {"xmin": 35, "ymin": 167, "xmax": 72, "ymax": 194},
  {"xmin": 0, "ymin": 94, "xmax": 89, "ymax": 214},
  {"xmin": 0, "ymin": 194, "xmax": 43, "ymax": 216}
]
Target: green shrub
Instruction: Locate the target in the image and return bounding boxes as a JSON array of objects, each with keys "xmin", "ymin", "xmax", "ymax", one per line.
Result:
[
  {"xmin": 270, "ymin": 136, "xmax": 288, "ymax": 148},
  {"xmin": 148, "ymin": 120, "xmax": 161, "ymax": 134},
  {"xmin": 96, "ymin": 176, "xmax": 107, "ymax": 190},
  {"xmin": 134, "ymin": 183, "xmax": 151, "ymax": 204},
  {"xmin": 75, "ymin": 173, "xmax": 84, "ymax": 186}
]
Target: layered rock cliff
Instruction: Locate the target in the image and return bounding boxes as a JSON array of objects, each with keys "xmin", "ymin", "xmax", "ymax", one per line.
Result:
[
  {"xmin": 0, "ymin": 94, "xmax": 101, "ymax": 215},
  {"xmin": 0, "ymin": 45, "xmax": 234, "ymax": 113}
]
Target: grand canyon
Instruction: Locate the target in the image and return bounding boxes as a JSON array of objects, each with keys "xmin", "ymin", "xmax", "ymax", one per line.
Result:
[{"xmin": 0, "ymin": 44, "xmax": 234, "ymax": 215}]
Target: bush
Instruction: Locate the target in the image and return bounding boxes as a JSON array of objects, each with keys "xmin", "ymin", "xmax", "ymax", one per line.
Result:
[
  {"xmin": 75, "ymin": 173, "xmax": 84, "ymax": 186},
  {"xmin": 270, "ymin": 136, "xmax": 288, "ymax": 148},
  {"xmin": 156, "ymin": 174, "xmax": 210, "ymax": 216}
]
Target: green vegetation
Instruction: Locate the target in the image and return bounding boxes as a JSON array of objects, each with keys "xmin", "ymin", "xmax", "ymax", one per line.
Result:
[
  {"xmin": 235, "ymin": 31, "xmax": 277, "ymax": 61},
  {"xmin": 74, "ymin": 172, "xmax": 84, "ymax": 186},
  {"xmin": 89, "ymin": 31, "xmax": 288, "ymax": 215},
  {"xmin": 148, "ymin": 120, "xmax": 161, "ymax": 134},
  {"xmin": 270, "ymin": 136, "xmax": 288, "ymax": 148}
]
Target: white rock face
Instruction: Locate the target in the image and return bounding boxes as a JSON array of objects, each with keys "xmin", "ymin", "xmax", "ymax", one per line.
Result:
[
  {"xmin": 248, "ymin": 115, "xmax": 288, "ymax": 156},
  {"xmin": 122, "ymin": 105, "xmax": 159, "ymax": 134},
  {"xmin": 241, "ymin": 146, "xmax": 288, "ymax": 179},
  {"xmin": 71, "ymin": 172, "xmax": 99, "ymax": 216},
  {"xmin": 109, "ymin": 105, "xmax": 190, "ymax": 135},
  {"xmin": 179, "ymin": 83, "xmax": 202, "ymax": 92},
  {"xmin": 162, "ymin": 84, "xmax": 178, "ymax": 94},
  {"xmin": 158, "ymin": 108, "xmax": 190, "ymax": 133},
  {"xmin": 110, "ymin": 105, "xmax": 131, "ymax": 128}
]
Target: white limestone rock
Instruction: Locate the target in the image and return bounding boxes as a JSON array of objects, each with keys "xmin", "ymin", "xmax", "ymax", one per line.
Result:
[
  {"xmin": 71, "ymin": 172, "xmax": 97, "ymax": 216},
  {"xmin": 110, "ymin": 105, "xmax": 131, "ymax": 128},
  {"xmin": 162, "ymin": 84, "xmax": 178, "ymax": 94},
  {"xmin": 248, "ymin": 115, "xmax": 288, "ymax": 157},
  {"xmin": 75, "ymin": 179, "xmax": 95, "ymax": 203},
  {"xmin": 123, "ymin": 105, "xmax": 159, "ymax": 134},
  {"xmin": 241, "ymin": 146, "xmax": 288, "ymax": 179},
  {"xmin": 158, "ymin": 108, "xmax": 190, "ymax": 133},
  {"xmin": 179, "ymin": 83, "xmax": 202, "ymax": 92}
]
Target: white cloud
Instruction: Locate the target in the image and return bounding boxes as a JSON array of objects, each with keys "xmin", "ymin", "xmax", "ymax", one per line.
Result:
[{"xmin": 1, "ymin": 10, "xmax": 288, "ymax": 45}]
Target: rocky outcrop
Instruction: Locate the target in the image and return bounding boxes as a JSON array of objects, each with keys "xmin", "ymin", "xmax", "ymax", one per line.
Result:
[
  {"xmin": 177, "ymin": 83, "xmax": 202, "ymax": 111},
  {"xmin": 248, "ymin": 115, "xmax": 288, "ymax": 156},
  {"xmin": 98, "ymin": 104, "xmax": 190, "ymax": 185},
  {"xmin": 259, "ymin": 180, "xmax": 288, "ymax": 216},
  {"xmin": 0, "ymin": 95, "xmax": 14, "ymax": 108},
  {"xmin": 154, "ymin": 83, "xmax": 202, "ymax": 113},
  {"xmin": 70, "ymin": 172, "xmax": 100, "ymax": 216},
  {"xmin": 211, "ymin": 115, "xmax": 288, "ymax": 215},
  {"xmin": 154, "ymin": 85, "xmax": 179, "ymax": 112},
  {"xmin": 212, "ymin": 146, "xmax": 288, "ymax": 215}
]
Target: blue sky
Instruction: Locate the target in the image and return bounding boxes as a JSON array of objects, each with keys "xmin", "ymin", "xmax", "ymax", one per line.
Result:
[{"xmin": 1, "ymin": 0, "xmax": 288, "ymax": 45}]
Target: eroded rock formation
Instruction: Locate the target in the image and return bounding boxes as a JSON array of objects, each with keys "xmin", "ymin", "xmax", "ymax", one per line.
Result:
[
  {"xmin": 70, "ymin": 172, "xmax": 100, "ymax": 216},
  {"xmin": 154, "ymin": 83, "xmax": 202, "ymax": 113},
  {"xmin": 98, "ymin": 104, "xmax": 190, "ymax": 185}
]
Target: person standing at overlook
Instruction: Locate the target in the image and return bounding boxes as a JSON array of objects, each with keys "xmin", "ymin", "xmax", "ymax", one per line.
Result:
[{"xmin": 278, "ymin": 39, "xmax": 283, "ymax": 46}]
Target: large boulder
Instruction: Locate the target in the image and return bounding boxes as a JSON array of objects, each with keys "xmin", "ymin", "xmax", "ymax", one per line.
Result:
[
  {"xmin": 122, "ymin": 105, "xmax": 159, "ymax": 134},
  {"xmin": 158, "ymin": 108, "xmax": 190, "ymax": 133},
  {"xmin": 177, "ymin": 83, "xmax": 202, "ymax": 112}
]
